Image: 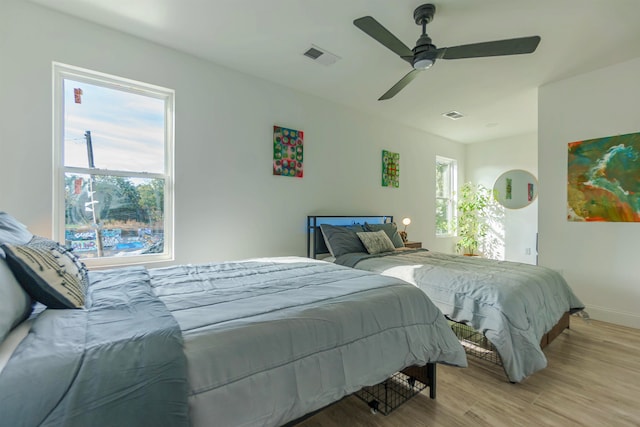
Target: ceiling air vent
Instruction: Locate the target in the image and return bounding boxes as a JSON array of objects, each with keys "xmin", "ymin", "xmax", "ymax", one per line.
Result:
[
  {"xmin": 304, "ymin": 47, "xmax": 324, "ymax": 60},
  {"xmin": 442, "ymin": 111, "xmax": 464, "ymax": 120},
  {"xmin": 303, "ymin": 45, "xmax": 340, "ymax": 66}
]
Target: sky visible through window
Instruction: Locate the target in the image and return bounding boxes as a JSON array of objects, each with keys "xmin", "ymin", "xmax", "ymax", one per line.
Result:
[{"xmin": 64, "ymin": 79, "xmax": 165, "ymax": 173}]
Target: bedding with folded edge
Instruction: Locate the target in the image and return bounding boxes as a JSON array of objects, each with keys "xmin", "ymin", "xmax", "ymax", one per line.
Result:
[{"xmin": 0, "ymin": 252, "xmax": 467, "ymax": 427}]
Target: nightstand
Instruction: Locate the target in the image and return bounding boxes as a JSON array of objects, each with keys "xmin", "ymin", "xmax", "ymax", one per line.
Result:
[{"xmin": 403, "ymin": 241, "xmax": 422, "ymax": 249}]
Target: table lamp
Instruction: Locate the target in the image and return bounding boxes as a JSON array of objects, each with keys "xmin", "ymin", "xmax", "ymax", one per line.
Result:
[{"xmin": 400, "ymin": 217, "xmax": 411, "ymax": 242}]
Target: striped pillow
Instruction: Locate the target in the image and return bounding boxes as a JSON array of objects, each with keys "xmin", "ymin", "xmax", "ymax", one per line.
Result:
[
  {"xmin": 2, "ymin": 237, "xmax": 87, "ymax": 309},
  {"xmin": 356, "ymin": 230, "xmax": 396, "ymax": 255}
]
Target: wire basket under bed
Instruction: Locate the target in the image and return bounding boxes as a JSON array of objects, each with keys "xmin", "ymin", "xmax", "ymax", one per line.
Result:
[
  {"xmin": 448, "ymin": 320, "xmax": 503, "ymax": 366},
  {"xmin": 354, "ymin": 371, "xmax": 427, "ymax": 415}
]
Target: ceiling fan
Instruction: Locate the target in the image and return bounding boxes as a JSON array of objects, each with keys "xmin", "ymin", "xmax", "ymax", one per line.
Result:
[{"xmin": 354, "ymin": 4, "xmax": 541, "ymax": 100}]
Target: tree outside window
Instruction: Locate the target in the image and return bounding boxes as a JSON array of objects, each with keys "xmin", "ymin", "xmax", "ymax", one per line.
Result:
[{"xmin": 54, "ymin": 63, "xmax": 174, "ymax": 266}]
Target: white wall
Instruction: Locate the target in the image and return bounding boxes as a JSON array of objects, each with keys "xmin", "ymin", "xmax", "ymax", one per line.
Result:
[
  {"xmin": 0, "ymin": 0, "xmax": 464, "ymax": 266},
  {"xmin": 539, "ymin": 57, "xmax": 640, "ymax": 329},
  {"xmin": 466, "ymin": 133, "xmax": 538, "ymax": 264}
]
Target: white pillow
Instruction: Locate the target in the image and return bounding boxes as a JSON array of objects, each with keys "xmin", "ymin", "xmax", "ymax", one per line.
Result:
[
  {"xmin": 0, "ymin": 212, "xmax": 33, "ymax": 258},
  {"xmin": 356, "ymin": 230, "xmax": 396, "ymax": 255},
  {"xmin": 0, "ymin": 319, "xmax": 32, "ymax": 375},
  {"xmin": 0, "ymin": 259, "xmax": 32, "ymax": 343}
]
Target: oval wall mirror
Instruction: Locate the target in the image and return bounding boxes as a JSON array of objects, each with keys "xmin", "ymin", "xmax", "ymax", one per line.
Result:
[{"xmin": 493, "ymin": 169, "xmax": 538, "ymax": 209}]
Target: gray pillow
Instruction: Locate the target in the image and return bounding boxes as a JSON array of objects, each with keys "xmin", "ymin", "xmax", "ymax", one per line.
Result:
[
  {"xmin": 2, "ymin": 237, "xmax": 88, "ymax": 309},
  {"xmin": 319, "ymin": 224, "xmax": 367, "ymax": 257},
  {"xmin": 356, "ymin": 230, "xmax": 396, "ymax": 255},
  {"xmin": 0, "ymin": 259, "xmax": 32, "ymax": 343},
  {"xmin": 364, "ymin": 222, "xmax": 404, "ymax": 248},
  {"xmin": 0, "ymin": 212, "xmax": 33, "ymax": 258}
]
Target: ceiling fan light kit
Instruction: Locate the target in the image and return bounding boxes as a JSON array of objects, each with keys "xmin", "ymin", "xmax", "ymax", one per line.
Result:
[
  {"xmin": 413, "ymin": 58, "xmax": 434, "ymax": 70},
  {"xmin": 354, "ymin": 3, "xmax": 541, "ymax": 100}
]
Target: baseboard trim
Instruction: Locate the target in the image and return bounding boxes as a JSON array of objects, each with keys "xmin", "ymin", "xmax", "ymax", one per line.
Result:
[{"xmin": 584, "ymin": 304, "xmax": 640, "ymax": 329}]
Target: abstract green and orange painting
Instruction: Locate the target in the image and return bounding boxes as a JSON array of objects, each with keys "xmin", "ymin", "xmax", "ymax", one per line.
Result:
[
  {"xmin": 567, "ymin": 131, "xmax": 640, "ymax": 222},
  {"xmin": 382, "ymin": 150, "xmax": 400, "ymax": 188}
]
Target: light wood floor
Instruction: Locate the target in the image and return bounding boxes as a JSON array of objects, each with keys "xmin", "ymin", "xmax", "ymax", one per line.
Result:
[{"xmin": 297, "ymin": 318, "xmax": 640, "ymax": 426}]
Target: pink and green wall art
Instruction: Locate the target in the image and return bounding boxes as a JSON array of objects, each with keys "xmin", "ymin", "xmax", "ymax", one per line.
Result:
[
  {"xmin": 567, "ymin": 131, "xmax": 640, "ymax": 222},
  {"xmin": 273, "ymin": 125, "xmax": 303, "ymax": 178},
  {"xmin": 382, "ymin": 150, "xmax": 399, "ymax": 188}
]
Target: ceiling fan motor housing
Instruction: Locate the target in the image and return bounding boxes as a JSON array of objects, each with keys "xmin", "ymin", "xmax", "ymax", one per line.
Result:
[
  {"xmin": 412, "ymin": 33, "xmax": 437, "ymax": 69},
  {"xmin": 412, "ymin": 4, "xmax": 437, "ymax": 69}
]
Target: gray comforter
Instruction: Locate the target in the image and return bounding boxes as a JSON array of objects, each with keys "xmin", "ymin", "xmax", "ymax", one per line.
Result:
[
  {"xmin": 0, "ymin": 257, "xmax": 467, "ymax": 427},
  {"xmin": 0, "ymin": 266, "xmax": 189, "ymax": 427},
  {"xmin": 149, "ymin": 257, "xmax": 467, "ymax": 427},
  {"xmin": 335, "ymin": 250, "xmax": 585, "ymax": 382}
]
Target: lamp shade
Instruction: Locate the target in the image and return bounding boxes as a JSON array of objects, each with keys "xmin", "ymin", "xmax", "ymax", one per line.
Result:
[{"xmin": 402, "ymin": 217, "xmax": 411, "ymax": 227}]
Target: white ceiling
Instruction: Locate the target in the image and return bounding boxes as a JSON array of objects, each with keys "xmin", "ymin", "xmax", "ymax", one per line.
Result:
[{"xmin": 29, "ymin": 0, "xmax": 640, "ymax": 143}]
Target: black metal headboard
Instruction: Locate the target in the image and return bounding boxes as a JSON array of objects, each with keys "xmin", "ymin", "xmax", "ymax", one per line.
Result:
[{"xmin": 306, "ymin": 215, "xmax": 393, "ymax": 258}]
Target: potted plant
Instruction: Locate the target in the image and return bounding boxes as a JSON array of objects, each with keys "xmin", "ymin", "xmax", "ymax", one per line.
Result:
[{"xmin": 455, "ymin": 182, "xmax": 493, "ymax": 256}]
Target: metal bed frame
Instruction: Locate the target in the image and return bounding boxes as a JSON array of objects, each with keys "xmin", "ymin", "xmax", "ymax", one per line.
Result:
[{"xmin": 306, "ymin": 215, "xmax": 393, "ymax": 258}]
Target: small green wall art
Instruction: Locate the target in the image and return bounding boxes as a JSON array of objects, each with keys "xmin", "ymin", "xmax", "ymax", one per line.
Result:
[
  {"xmin": 382, "ymin": 150, "xmax": 400, "ymax": 188},
  {"xmin": 273, "ymin": 125, "xmax": 303, "ymax": 178},
  {"xmin": 567, "ymin": 131, "xmax": 640, "ymax": 222}
]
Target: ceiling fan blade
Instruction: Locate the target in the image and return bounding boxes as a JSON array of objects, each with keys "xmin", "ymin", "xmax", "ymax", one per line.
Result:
[
  {"xmin": 440, "ymin": 36, "xmax": 541, "ymax": 60},
  {"xmin": 354, "ymin": 16, "xmax": 414, "ymax": 58},
  {"xmin": 379, "ymin": 69, "xmax": 421, "ymax": 101}
]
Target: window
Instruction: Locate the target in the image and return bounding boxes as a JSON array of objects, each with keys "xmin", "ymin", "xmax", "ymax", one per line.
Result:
[
  {"xmin": 53, "ymin": 63, "xmax": 174, "ymax": 267},
  {"xmin": 435, "ymin": 156, "xmax": 457, "ymax": 236}
]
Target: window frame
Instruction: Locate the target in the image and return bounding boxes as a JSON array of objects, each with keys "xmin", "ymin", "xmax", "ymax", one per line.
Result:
[
  {"xmin": 53, "ymin": 62, "xmax": 175, "ymax": 267},
  {"xmin": 435, "ymin": 156, "xmax": 458, "ymax": 237}
]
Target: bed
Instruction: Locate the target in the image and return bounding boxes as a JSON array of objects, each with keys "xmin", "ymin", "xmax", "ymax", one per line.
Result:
[
  {"xmin": 0, "ymin": 213, "xmax": 467, "ymax": 427},
  {"xmin": 307, "ymin": 215, "xmax": 585, "ymax": 383}
]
